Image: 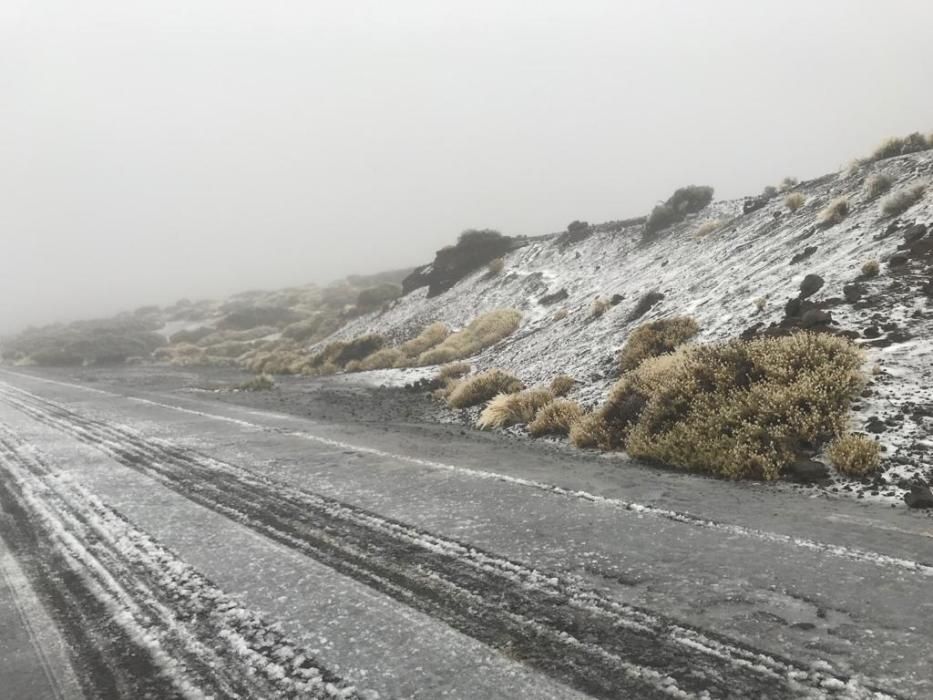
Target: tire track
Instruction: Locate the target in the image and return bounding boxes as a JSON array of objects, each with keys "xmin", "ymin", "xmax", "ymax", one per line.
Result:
[
  {"xmin": 0, "ymin": 382, "xmax": 897, "ymax": 699},
  {"xmin": 0, "ymin": 423, "xmax": 362, "ymax": 700}
]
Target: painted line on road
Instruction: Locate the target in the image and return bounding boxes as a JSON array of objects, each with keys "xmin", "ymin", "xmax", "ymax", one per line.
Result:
[{"xmin": 4, "ymin": 371, "xmax": 933, "ymax": 578}]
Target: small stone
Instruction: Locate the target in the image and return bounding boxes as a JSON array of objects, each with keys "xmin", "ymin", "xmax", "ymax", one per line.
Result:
[
  {"xmin": 843, "ymin": 283, "xmax": 864, "ymax": 303},
  {"xmin": 862, "ymin": 326, "xmax": 881, "ymax": 339},
  {"xmin": 865, "ymin": 417, "xmax": 887, "ymax": 434}
]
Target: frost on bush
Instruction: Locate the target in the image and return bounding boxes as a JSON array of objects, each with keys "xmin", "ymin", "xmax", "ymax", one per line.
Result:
[
  {"xmin": 589, "ymin": 297, "xmax": 610, "ymax": 319},
  {"xmin": 476, "ymin": 388, "xmax": 553, "ymax": 430},
  {"xmin": 582, "ymin": 333, "xmax": 865, "ymax": 480},
  {"xmin": 486, "ymin": 257, "xmax": 505, "ymax": 276},
  {"xmin": 694, "ymin": 219, "xmax": 722, "ymax": 238},
  {"xmin": 817, "ymin": 197, "xmax": 849, "ymax": 227},
  {"xmin": 417, "ymin": 309, "xmax": 522, "ymax": 365},
  {"xmin": 617, "ymin": 317, "xmax": 699, "ymax": 372},
  {"xmin": 881, "ymin": 183, "xmax": 926, "ymax": 217},
  {"xmin": 784, "ymin": 192, "xmax": 806, "ymax": 212},
  {"xmin": 863, "ymin": 174, "xmax": 892, "ymax": 200},
  {"xmin": 529, "ymin": 398, "xmax": 584, "ymax": 437},
  {"xmin": 828, "ymin": 433, "xmax": 881, "ymax": 476},
  {"xmin": 446, "ymin": 369, "xmax": 523, "ymax": 409},
  {"xmin": 868, "ymin": 133, "xmax": 932, "ymax": 162}
]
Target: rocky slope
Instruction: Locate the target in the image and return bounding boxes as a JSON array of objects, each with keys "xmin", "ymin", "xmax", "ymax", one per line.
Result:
[{"xmin": 327, "ymin": 150, "xmax": 933, "ymax": 505}]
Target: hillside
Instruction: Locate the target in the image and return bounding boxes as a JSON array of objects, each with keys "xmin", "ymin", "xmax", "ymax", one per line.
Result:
[{"xmin": 4, "ymin": 136, "xmax": 932, "ymax": 507}]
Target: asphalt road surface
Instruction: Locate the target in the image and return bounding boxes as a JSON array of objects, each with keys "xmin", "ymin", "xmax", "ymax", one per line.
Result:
[{"xmin": 0, "ymin": 368, "xmax": 931, "ymax": 699}]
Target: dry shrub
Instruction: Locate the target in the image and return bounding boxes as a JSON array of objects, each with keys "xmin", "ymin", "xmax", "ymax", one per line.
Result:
[
  {"xmin": 694, "ymin": 219, "xmax": 722, "ymax": 238},
  {"xmin": 754, "ymin": 297, "xmax": 767, "ymax": 312},
  {"xmin": 447, "ymin": 369, "xmax": 522, "ymax": 409},
  {"xmin": 437, "ymin": 362, "xmax": 471, "ymax": 380},
  {"xmin": 476, "ymin": 388, "xmax": 553, "ymax": 430},
  {"xmin": 553, "ymin": 308, "xmax": 568, "ymax": 321},
  {"xmin": 549, "ymin": 374, "xmax": 576, "ymax": 397},
  {"xmin": 617, "ymin": 317, "xmax": 699, "ymax": 372},
  {"xmin": 343, "ymin": 359, "xmax": 362, "ymax": 373},
  {"xmin": 881, "ymin": 183, "xmax": 926, "ymax": 217},
  {"xmin": 784, "ymin": 192, "xmax": 806, "ymax": 212},
  {"xmin": 487, "ymin": 257, "xmax": 505, "ymax": 275},
  {"xmin": 399, "ymin": 322, "xmax": 450, "ymax": 359},
  {"xmin": 868, "ymin": 133, "xmax": 931, "ymax": 162},
  {"xmin": 569, "ymin": 412, "xmax": 610, "ymax": 449},
  {"xmin": 861, "ymin": 259, "xmax": 880, "ymax": 278},
  {"xmin": 237, "ymin": 374, "xmax": 275, "ymax": 391},
  {"xmin": 359, "ymin": 347, "xmax": 405, "ymax": 371},
  {"xmin": 863, "ymin": 174, "xmax": 892, "ymax": 200},
  {"xmin": 817, "ymin": 197, "xmax": 849, "ymax": 227},
  {"xmin": 828, "ymin": 433, "xmax": 880, "ymax": 476},
  {"xmin": 417, "ymin": 309, "xmax": 522, "ymax": 365},
  {"xmin": 780, "ymin": 177, "xmax": 799, "ymax": 192},
  {"xmin": 590, "ymin": 298, "xmax": 610, "ymax": 319},
  {"xmin": 529, "ymin": 399, "xmax": 584, "ymax": 437},
  {"xmin": 584, "ymin": 334, "xmax": 865, "ymax": 480}
]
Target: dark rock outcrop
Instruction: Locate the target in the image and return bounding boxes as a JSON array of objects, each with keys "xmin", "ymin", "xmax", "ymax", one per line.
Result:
[{"xmin": 402, "ymin": 230, "xmax": 527, "ymax": 297}]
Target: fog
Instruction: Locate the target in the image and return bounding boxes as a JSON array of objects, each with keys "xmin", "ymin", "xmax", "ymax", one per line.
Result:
[{"xmin": 2, "ymin": 0, "xmax": 931, "ymax": 333}]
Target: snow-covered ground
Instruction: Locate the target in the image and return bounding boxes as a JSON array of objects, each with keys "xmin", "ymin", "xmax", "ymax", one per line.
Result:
[{"xmin": 328, "ymin": 151, "xmax": 933, "ymax": 505}]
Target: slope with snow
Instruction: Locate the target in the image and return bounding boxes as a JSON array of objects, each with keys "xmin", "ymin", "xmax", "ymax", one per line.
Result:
[{"xmin": 327, "ymin": 151, "xmax": 933, "ymax": 501}]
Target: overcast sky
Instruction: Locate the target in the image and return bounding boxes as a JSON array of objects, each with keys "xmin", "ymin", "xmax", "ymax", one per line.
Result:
[{"xmin": 2, "ymin": 1, "xmax": 931, "ymax": 332}]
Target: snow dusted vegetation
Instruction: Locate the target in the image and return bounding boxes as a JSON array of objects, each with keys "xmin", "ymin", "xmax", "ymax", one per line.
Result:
[{"xmin": 330, "ymin": 150, "xmax": 933, "ymax": 504}]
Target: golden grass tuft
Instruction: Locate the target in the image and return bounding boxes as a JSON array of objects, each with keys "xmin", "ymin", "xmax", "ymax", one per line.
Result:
[
  {"xmin": 487, "ymin": 257, "xmax": 505, "ymax": 275},
  {"xmin": 863, "ymin": 174, "xmax": 892, "ymax": 200},
  {"xmin": 553, "ymin": 308, "xmax": 568, "ymax": 321},
  {"xmin": 590, "ymin": 298, "xmax": 610, "ymax": 319},
  {"xmin": 549, "ymin": 374, "xmax": 576, "ymax": 397},
  {"xmin": 569, "ymin": 412, "xmax": 610, "ymax": 449},
  {"xmin": 754, "ymin": 297, "xmax": 767, "ymax": 312},
  {"xmin": 476, "ymin": 388, "xmax": 554, "ymax": 430},
  {"xmin": 398, "ymin": 322, "xmax": 450, "ymax": 359},
  {"xmin": 784, "ymin": 192, "xmax": 806, "ymax": 212},
  {"xmin": 617, "ymin": 316, "xmax": 699, "ymax": 373},
  {"xmin": 446, "ymin": 369, "xmax": 523, "ymax": 409},
  {"xmin": 529, "ymin": 399, "xmax": 584, "ymax": 437},
  {"xmin": 861, "ymin": 259, "xmax": 880, "ymax": 278},
  {"xmin": 881, "ymin": 183, "xmax": 926, "ymax": 217},
  {"xmin": 828, "ymin": 433, "xmax": 881, "ymax": 476},
  {"xmin": 437, "ymin": 362, "xmax": 471, "ymax": 381},
  {"xmin": 358, "ymin": 347, "xmax": 405, "ymax": 371},
  {"xmin": 694, "ymin": 219, "xmax": 722, "ymax": 238},
  {"xmin": 582, "ymin": 333, "xmax": 865, "ymax": 480},
  {"xmin": 817, "ymin": 197, "xmax": 849, "ymax": 227},
  {"xmin": 417, "ymin": 309, "xmax": 522, "ymax": 365}
]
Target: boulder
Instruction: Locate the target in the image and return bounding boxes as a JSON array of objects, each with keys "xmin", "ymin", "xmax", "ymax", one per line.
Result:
[
  {"xmin": 904, "ymin": 482, "xmax": 933, "ymax": 509},
  {"xmin": 799, "ymin": 274, "xmax": 824, "ymax": 298},
  {"xmin": 785, "ymin": 459, "xmax": 829, "ymax": 484}
]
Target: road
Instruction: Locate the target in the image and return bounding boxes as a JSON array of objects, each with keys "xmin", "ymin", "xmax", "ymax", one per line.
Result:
[{"xmin": 0, "ymin": 367, "xmax": 931, "ymax": 699}]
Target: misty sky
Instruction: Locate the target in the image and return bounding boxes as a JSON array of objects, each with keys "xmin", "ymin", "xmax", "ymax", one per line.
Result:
[{"xmin": 2, "ymin": 1, "xmax": 932, "ymax": 333}]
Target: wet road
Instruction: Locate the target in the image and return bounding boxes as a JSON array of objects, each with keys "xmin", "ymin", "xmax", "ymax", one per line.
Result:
[{"xmin": 0, "ymin": 368, "xmax": 931, "ymax": 698}]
